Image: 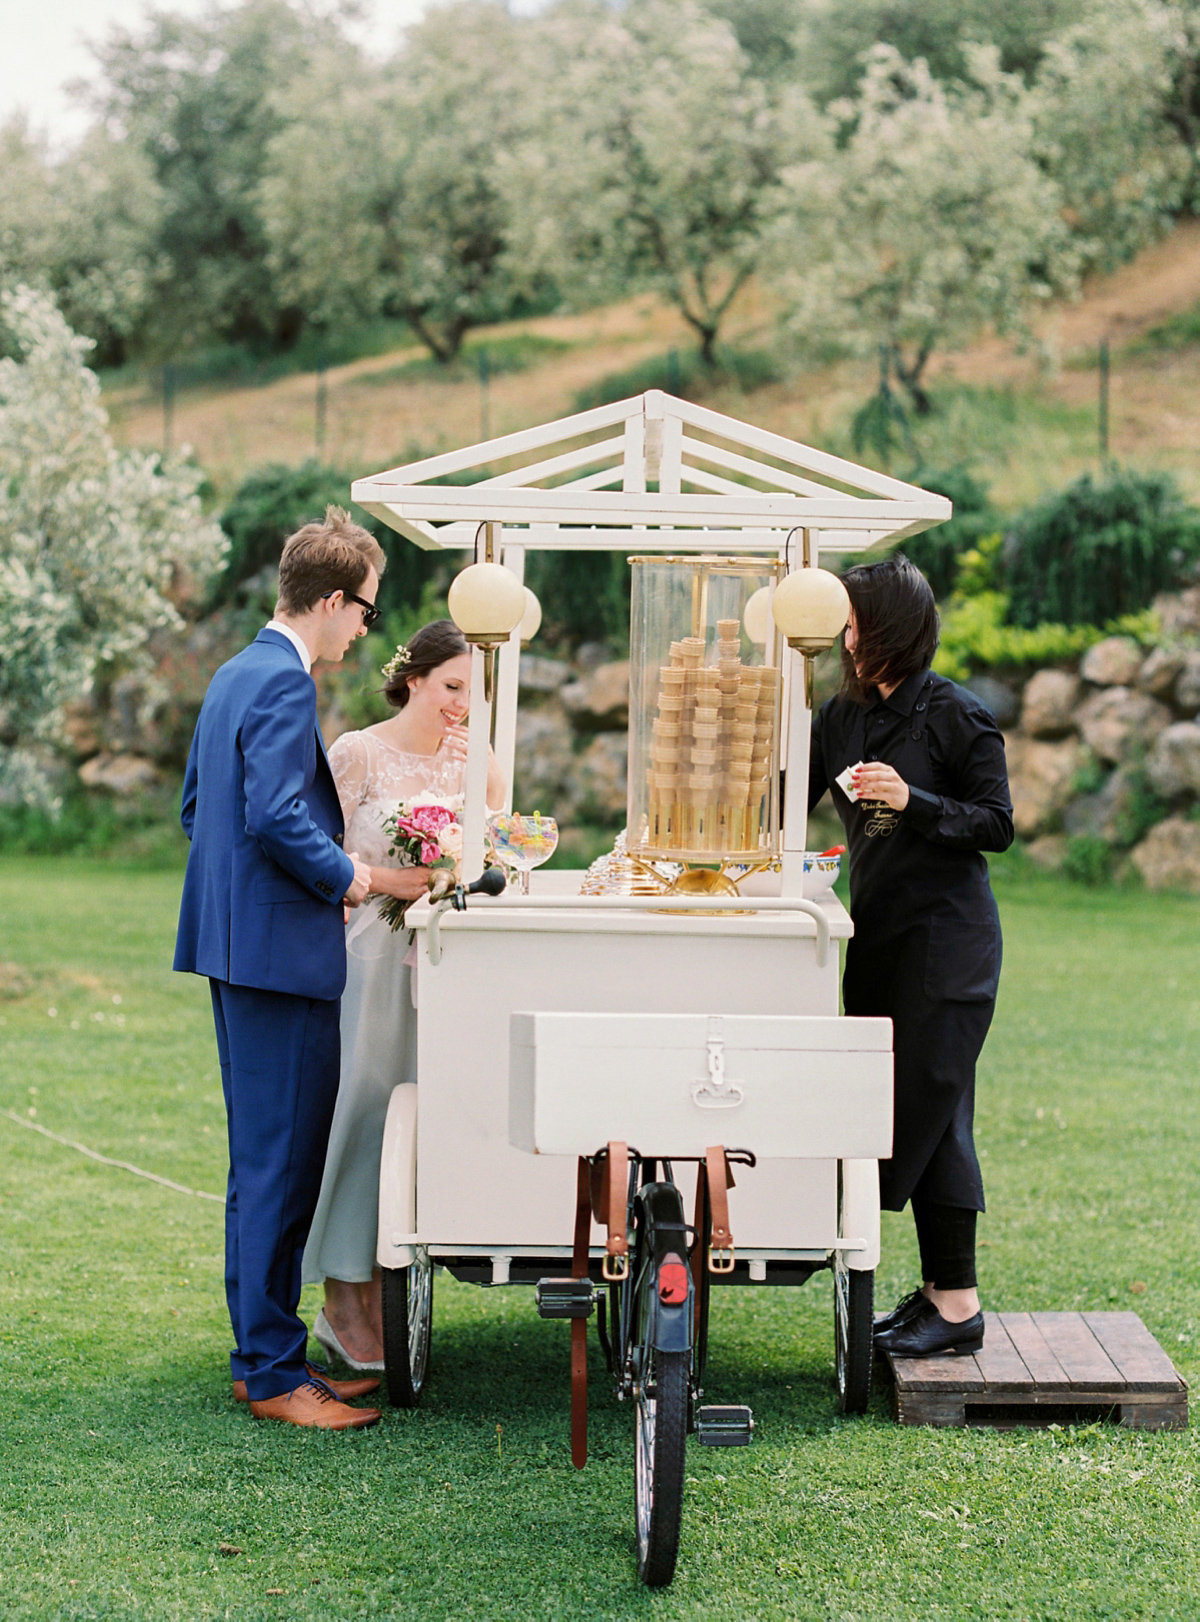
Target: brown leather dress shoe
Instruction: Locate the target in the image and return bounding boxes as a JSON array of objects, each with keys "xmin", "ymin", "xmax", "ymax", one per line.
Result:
[
  {"xmin": 233, "ymin": 1363, "xmax": 380, "ymax": 1404},
  {"xmin": 248, "ymin": 1378, "xmax": 381, "ymax": 1430}
]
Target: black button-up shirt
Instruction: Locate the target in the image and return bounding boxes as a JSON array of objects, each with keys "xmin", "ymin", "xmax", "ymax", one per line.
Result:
[{"xmin": 809, "ymin": 669, "xmax": 1014, "ymax": 999}]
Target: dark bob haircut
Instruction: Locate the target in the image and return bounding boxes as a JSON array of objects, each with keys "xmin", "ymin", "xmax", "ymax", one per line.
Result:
[
  {"xmin": 840, "ymin": 554, "xmax": 939, "ymax": 703},
  {"xmin": 383, "ymin": 619, "xmax": 469, "ymax": 709}
]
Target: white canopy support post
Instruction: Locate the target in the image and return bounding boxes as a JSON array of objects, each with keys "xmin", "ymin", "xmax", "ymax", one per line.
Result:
[
  {"xmin": 493, "ymin": 543, "xmax": 525, "ymax": 813},
  {"xmin": 780, "ymin": 529, "xmax": 817, "ymax": 896},
  {"xmin": 462, "ymin": 644, "xmax": 490, "ymax": 882},
  {"xmin": 461, "ymin": 522, "xmax": 499, "ymax": 881}
]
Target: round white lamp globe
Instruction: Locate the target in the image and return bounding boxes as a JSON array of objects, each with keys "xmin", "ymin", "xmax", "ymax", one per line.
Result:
[
  {"xmin": 770, "ymin": 567, "xmax": 850, "ymax": 651},
  {"xmin": 742, "ymin": 585, "xmax": 773, "ymax": 646},
  {"xmin": 518, "ymin": 586, "xmax": 542, "ymax": 643},
  {"xmin": 447, "ymin": 562, "xmax": 526, "ymax": 642}
]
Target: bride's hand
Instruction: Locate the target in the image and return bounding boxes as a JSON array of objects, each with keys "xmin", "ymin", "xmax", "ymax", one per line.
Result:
[
  {"xmin": 370, "ymin": 865, "xmax": 433, "ymax": 901},
  {"xmin": 439, "ymin": 724, "xmax": 469, "ymax": 767}
]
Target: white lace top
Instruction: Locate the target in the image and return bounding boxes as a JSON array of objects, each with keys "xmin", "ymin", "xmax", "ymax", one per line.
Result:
[{"xmin": 328, "ymin": 729, "xmax": 466, "ymax": 868}]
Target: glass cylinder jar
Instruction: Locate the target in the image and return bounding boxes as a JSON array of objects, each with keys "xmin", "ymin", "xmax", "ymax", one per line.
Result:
[{"xmin": 626, "ymin": 556, "xmax": 785, "ymax": 864}]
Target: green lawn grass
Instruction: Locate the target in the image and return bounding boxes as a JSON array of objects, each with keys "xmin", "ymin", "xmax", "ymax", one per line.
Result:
[{"xmin": 1, "ymin": 857, "xmax": 1198, "ymax": 1619}]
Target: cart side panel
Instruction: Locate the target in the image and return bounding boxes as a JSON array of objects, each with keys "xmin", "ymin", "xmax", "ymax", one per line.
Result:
[{"xmin": 415, "ymin": 923, "xmax": 840, "ymax": 1249}]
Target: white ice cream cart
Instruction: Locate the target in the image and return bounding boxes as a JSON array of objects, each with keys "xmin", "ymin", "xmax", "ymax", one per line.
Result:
[{"xmin": 351, "ymin": 391, "xmax": 950, "ymax": 1584}]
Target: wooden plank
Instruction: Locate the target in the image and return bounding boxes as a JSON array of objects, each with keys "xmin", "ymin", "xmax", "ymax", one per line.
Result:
[
  {"xmin": 974, "ymin": 1313, "xmax": 1035, "ymax": 1391},
  {"xmin": 681, "ymin": 434, "xmax": 835, "ymax": 499},
  {"xmin": 894, "ymin": 1389, "xmax": 967, "ymax": 1427},
  {"xmin": 998, "ymin": 1312, "xmax": 1074, "ymax": 1390},
  {"xmin": 664, "ymin": 392, "xmax": 952, "ymax": 504},
  {"xmin": 1032, "ymin": 1312, "xmax": 1124, "ymax": 1391},
  {"xmin": 680, "ymin": 464, "xmax": 758, "ymax": 498},
  {"xmin": 476, "ymin": 436, "xmax": 625, "ymax": 489},
  {"xmin": 1082, "ymin": 1312, "xmax": 1186, "ymax": 1392},
  {"xmin": 1118, "ymin": 1398, "xmax": 1188, "ymax": 1430},
  {"xmin": 891, "ymin": 1351, "xmax": 986, "ymax": 1394},
  {"xmin": 358, "ymin": 395, "xmax": 640, "ymax": 484},
  {"xmin": 355, "ymin": 484, "xmax": 949, "ymax": 527}
]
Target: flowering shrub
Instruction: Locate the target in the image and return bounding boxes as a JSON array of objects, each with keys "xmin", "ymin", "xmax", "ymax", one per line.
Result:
[{"xmin": 0, "ymin": 286, "xmax": 226, "ymax": 807}]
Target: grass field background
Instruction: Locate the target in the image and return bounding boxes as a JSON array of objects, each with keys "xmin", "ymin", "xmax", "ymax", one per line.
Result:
[{"xmin": 1, "ymin": 856, "xmax": 1198, "ymax": 1619}]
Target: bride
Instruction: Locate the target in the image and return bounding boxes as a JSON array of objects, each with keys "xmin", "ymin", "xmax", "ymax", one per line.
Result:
[{"xmin": 303, "ymin": 619, "xmax": 506, "ymax": 1368}]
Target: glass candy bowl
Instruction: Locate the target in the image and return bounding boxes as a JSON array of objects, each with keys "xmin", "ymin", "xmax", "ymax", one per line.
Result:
[{"xmin": 488, "ymin": 812, "xmax": 559, "ymax": 894}]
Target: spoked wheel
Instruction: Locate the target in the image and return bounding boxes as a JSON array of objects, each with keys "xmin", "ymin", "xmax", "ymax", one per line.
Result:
[
  {"xmin": 381, "ymin": 1246, "xmax": 433, "ymax": 1408},
  {"xmin": 635, "ymin": 1348, "xmax": 689, "ymax": 1587},
  {"xmin": 833, "ymin": 1252, "xmax": 874, "ymax": 1414}
]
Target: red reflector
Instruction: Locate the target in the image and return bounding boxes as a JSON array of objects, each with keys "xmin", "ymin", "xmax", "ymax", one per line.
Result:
[{"xmin": 657, "ymin": 1254, "xmax": 689, "ymax": 1305}]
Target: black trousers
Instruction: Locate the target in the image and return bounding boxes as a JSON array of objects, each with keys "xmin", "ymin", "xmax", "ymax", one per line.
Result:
[
  {"xmin": 843, "ymin": 925, "xmax": 994, "ymax": 1215},
  {"xmin": 911, "ymin": 1198, "xmax": 978, "ymax": 1290}
]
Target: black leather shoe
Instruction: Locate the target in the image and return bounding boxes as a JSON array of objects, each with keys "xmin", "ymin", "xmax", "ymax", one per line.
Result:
[
  {"xmin": 874, "ymin": 1299, "xmax": 984, "ymax": 1358},
  {"xmin": 873, "ymin": 1288, "xmax": 927, "ymax": 1336}
]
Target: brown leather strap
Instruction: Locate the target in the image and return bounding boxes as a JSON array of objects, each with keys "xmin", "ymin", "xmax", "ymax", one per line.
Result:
[
  {"xmin": 706, "ymin": 1146, "xmax": 735, "ymax": 1270},
  {"xmin": 589, "ymin": 1141, "xmax": 629, "ymax": 1271},
  {"xmin": 571, "ymin": 1156, "xmax": 590, "ymax": 1469}
]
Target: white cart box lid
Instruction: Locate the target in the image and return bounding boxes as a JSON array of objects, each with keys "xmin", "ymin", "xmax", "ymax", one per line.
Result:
[{"xmin": 510, "ymin": 1011, "xmax": 893, "ymax": 1160}]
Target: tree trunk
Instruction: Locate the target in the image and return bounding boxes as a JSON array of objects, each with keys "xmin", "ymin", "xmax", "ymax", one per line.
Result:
[
  {"xmin": 406, "ymin": 309, "xmax": 471, "ymax": 365},
  {"xmin": 892, "ymin": 343, "xmax": 934, "ymax": 416}
]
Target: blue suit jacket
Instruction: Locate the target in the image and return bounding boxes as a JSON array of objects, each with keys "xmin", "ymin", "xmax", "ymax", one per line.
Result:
[{"xmin": 174, "ymin": 629, "xmax": 356, "ymax": 1002}]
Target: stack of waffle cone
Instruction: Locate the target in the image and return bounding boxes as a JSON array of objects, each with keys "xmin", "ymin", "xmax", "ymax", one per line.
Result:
[{"xmin": 643, "ymin": 619, "xmax": 777, "ymax": 857}]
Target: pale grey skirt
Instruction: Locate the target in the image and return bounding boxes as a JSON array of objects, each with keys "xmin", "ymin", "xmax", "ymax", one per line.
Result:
[{"xmin": 302, "ymin": 907, "xmax": 416, "ymax": 1285}]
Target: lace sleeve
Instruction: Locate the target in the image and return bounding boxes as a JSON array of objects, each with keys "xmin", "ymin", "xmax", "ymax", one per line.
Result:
[{"xmin": 327, "ymin": 730, "xmax": 371, "ymax": 827}]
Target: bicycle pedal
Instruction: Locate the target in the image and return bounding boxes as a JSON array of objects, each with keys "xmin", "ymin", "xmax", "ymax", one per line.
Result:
[
  {"xmin": 694, "ymin": 1405, "xmax": 754, "ymax": 1446},
  {"xmin": 535, "ymin": 1278, "xmax": 595, "ymax": 1320}
]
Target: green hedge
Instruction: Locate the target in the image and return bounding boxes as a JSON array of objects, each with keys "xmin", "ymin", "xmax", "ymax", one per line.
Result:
[
  {"xmin": 1005, "ymin": 469, "xmax": 1200, "ymax": 628},
  {"xmin": 214, "ymin": 461, "xmax": 439, "ymax": 619}
]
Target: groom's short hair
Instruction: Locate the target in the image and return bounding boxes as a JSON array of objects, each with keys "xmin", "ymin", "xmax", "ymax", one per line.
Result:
[{"xmin": 275, "ymin": 507, "xmax": 387, "ymax": 615}]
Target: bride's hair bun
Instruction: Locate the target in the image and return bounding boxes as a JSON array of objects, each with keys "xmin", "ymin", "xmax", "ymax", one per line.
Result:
[{"xmin": 383, "ymin": 619, "xmax": 469, "ymax": 709}]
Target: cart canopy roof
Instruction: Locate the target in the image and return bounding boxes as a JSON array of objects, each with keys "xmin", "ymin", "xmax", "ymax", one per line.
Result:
[{"xmin": 351, "ymin": 389, "xmax": 950, "ymax": 555}]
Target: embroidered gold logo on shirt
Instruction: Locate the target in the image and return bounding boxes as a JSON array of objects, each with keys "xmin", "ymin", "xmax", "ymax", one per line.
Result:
[{"xmin": 861, "ymin": 799, "xmax": 899, "ymax": 837}]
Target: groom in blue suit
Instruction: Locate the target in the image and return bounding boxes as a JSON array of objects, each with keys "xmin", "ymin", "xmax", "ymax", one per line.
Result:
[{"xmin": 176, "ymin": 508, "xmax": 385, "ymax": 1429}]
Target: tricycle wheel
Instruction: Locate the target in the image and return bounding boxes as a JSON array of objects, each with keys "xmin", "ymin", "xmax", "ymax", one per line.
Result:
[
  {"xmin": 381, "ymin": 1246, "xmax": 432, "ymax": 1408},
  {"xmin": 635, "ymin": 1348, "xmax": 688, "ymax": 1587},
  {"xmin": 833, "ymin": 1256, "xmax": 873, "ymax": 1414}
]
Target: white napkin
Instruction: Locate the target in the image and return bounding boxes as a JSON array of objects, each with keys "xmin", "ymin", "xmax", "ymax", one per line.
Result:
[{"xmin": 836, "ymin": 761, "xmax": 865, "ymax": 803}]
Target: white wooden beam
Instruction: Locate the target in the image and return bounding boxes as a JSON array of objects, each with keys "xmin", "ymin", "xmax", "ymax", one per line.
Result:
[
  {"xmin": 351, "ymin": 396, "xmax": 641, "ymax": 490},
  {"xmin": 349, "ymin": 483, "xmax": 949, "ymax": 529},
  {"xmin": 475, "ymin": 436, "xmax": 625, "ymax": 489}
]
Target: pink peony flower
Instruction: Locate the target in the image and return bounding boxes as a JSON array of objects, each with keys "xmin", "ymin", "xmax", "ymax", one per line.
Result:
[
  {"xmin": 409, "ymin": 803, "xmax": 455, "ymax": 836},
  {"xmin": 419, "ymin": 839, "xmax": 441, "ymax": 865}
]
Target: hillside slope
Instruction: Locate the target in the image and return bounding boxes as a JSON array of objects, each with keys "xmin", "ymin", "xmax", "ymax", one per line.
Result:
[{"xmin": 105, "ymin": 223, "xmax": 1200, "ymax": 507}]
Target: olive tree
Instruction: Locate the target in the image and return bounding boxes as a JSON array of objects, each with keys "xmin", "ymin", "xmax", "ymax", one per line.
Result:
[
  {"xmin": 0, "ymin": 288, "xmax": 225, "ymax": 807},
  {"xmin": 1033, "ymin": 0, "xmax": 1200, "ymax": 268},
  {"xmin": 522, "ymin": 0, "xmax": 828, "ymax": 367},
  {"xmin": 85, "ymin": 0, "xmax": 338, "ymax": 353},
  {"xmin": 777, "ymin": 45, "xmax": 1080, "ymax": 413},
  {"xmin": 0, "ymin": 121, "xmax": 163, "ymax": 367},
  {"xmin": 261, "ymin": 2, "xmax": 544, "ymax": 363}
]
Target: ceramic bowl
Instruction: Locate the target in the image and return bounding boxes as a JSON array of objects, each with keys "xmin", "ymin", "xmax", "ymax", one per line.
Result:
[{"xmin": 801, "ymin": 852, "xmax": 842, "ymax": 898}]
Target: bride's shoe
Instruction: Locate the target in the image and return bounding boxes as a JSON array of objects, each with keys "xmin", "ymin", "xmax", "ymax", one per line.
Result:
[{"xmin": 313, "ymin": 1307, "xmax": 385, "ymax": 1373}]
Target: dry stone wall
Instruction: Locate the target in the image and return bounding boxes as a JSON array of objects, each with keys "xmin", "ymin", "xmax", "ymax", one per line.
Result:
[{"xmin": 988, "ymin": 589, "xmax": 1200, "ymax": 891}]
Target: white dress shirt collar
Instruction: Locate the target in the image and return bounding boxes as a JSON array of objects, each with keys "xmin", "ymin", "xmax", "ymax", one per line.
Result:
[{"xmin": 264, "ymin": 619, "xmax": 313, "ymax": 674}]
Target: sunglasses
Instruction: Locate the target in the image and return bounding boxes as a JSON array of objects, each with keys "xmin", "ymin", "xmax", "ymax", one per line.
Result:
[{"xmin": 324, "ymin": 589, "xmax": 380, "ymax": 629}]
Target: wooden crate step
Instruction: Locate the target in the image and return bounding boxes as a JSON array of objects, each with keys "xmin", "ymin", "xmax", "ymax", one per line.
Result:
[{"xmin": 883, "ymin": 1311, "xmax": 1188, "ymax": 1430}]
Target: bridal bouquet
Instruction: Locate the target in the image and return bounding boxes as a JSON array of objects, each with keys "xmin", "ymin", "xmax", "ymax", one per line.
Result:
[{"xmin": 377, "ymin": 793, "xmax": 464, "ymax": 931}]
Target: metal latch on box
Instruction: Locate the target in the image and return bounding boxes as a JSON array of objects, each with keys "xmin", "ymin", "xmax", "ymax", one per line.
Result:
[{"xmin": 691, "ymin": 1020, "xmax": 744, "ymax": 1110}]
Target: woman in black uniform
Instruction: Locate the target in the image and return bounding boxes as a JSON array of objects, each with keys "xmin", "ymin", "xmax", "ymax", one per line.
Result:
[{"xmin": 809, "ymin": 556, "xmax": 1014, "ymax": 1357}]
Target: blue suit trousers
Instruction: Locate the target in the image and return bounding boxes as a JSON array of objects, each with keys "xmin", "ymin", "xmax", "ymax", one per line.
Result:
[{"xmin": 209, "ymin": 980, "xmax": 341, "ymax": 1400}]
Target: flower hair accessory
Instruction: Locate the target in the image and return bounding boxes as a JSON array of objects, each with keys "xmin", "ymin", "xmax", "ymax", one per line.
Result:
[{"xmin": 381, "ymin": 644, "xmax": 411, "ymax": 680}]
